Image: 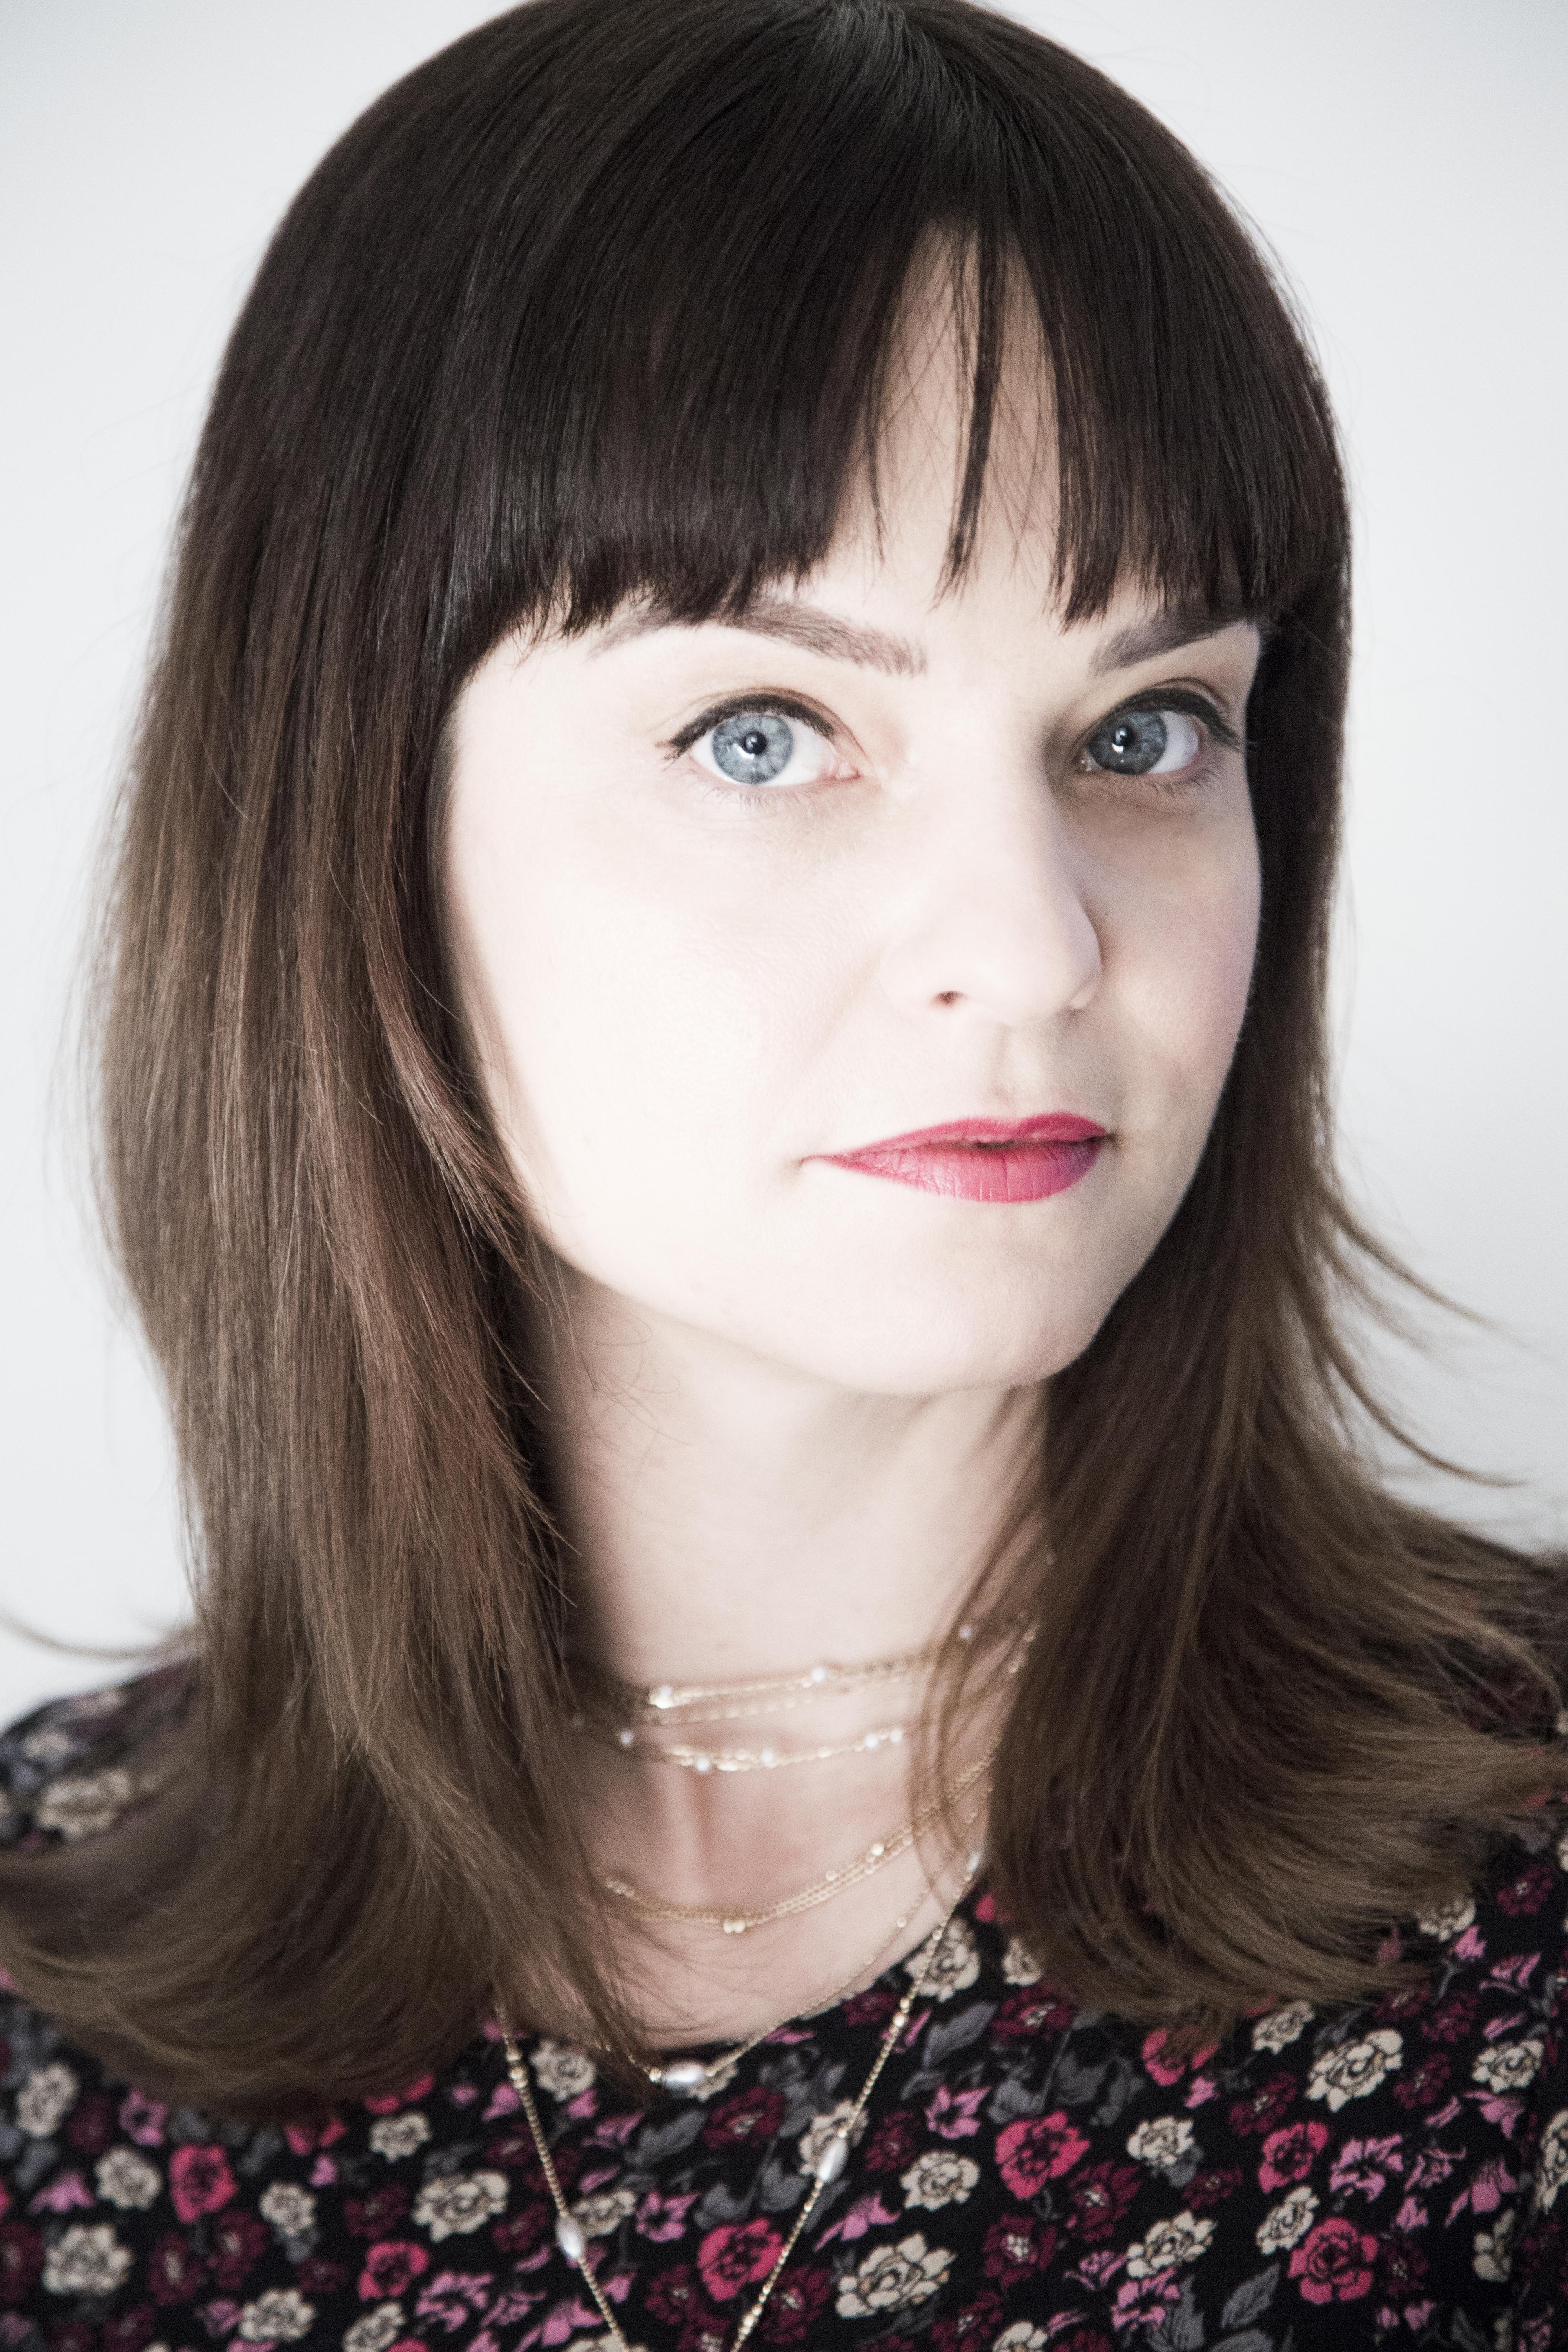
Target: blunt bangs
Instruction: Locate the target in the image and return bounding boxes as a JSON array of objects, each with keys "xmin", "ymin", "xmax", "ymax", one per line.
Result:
[{"xmin": 299, "ymin": 0, "xmax": 1346, "ymax": 679}]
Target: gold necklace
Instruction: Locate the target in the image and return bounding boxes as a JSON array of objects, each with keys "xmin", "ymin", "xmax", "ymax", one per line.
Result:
[
  {"xmin": 578, "ymin": 1717, "xmax": 914, "ymax": 1773},
  {"xmin": 500, "ymin": 1871, "xmax": 976, "ymax": 2352},
  {"xmin": 641, "ymin": 1794, "xmax": 989, "ymax": 2094},
  {"xmin": 601, "ymin": 1745, "xmax": 995, "ymax": 1934},
  {"xmin": 575, "ymin": 1640, "xmax": 944, "ymax": 1725}
]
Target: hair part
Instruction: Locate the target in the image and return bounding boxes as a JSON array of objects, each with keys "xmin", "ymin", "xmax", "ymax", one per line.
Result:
[{"xmin": 2, "ymin": 0, "xmax": 1564, "ymax": 2109}]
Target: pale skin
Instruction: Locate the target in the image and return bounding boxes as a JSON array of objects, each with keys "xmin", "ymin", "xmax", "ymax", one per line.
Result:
[{"xmin": 443, "ymin": 292, "xmax": 1263, "ymax": 2045}]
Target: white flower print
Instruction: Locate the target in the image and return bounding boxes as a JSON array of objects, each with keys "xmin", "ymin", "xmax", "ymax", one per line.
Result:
[
  {"xmin": 343, "ymin": 2305, "xmax": 406, "ymax": 2352},
  {"xmin": 530, "ymin": 2038, "xmax": 597, "ymax": 2101},
  {"xmin": 237, "ymin": 2287, "xmax": 316, "ymax": 2342},
  {"xmin": 260, "ymin": 2180, "xmax": 318, "ymax": 2236},
  {"xmin": 1126, "ymin": 2115, "xmax": 1194, "ymax": 2168},
  {"xmin": 1124, "ymin": 2211, "xmax": 1215, "ymax": 2277},
  {"xmin": 1415, "ymin": 1893, "xmax": 1475, "ymax": 1940},
  {"xmin": 20, "ymin": 1725, "xmax": 76, "ymax": 1765},
  {"xmin": 1000, "ymin": 1936, "xmax": 1043, "ymax": 1986},
  {"xmin": 16, "ymin": 2061, "xmax": 79, "ymax": 2138},
  {"xmin": 1532, "ymin": 2109, "xmax": 1568, "ymax": 2212},
  {"xmin": 1472, "ymin": 2038, "xmax": 1544, "ymax": 2094},
  {"xmin": 1474, "ymin": 2205, "xmax": 1520, "ymax": 2283},
  {"xmin": 42, "ymin": 2223, "xmax": 133, "ymax": 2298},
  {"xmin": 1256, "ymin": 2184, "xmax": 1319, "ymax": 2254},
  {"xmin": 1305, "ymin": 2029, "xmax": 1403, "ymax": 2111},
  {"xmin": 368, "ymin": 2111, "xmax": 431, "ymax": 2161},
  {"xmin": 95, "ymin": 2146, "xmax": 161, "ymax": 2209},
  {"xmin": 1557, "ymin": 1824, "xmax": 1568, "ymax": 1874},
  {"xmin": 993, "ymin": 2329, "xmax": 1049, "ymax": 2352},
  {"xmin": 900, "ymin": 2149, "xmax": 979, "ymax": 2209},
  {"xmin": 910, "ymin": 1916, "xmax": 979, "ymax": 2000},
  {"xmin": 835, "ymin": 2233, "xmax": 953, "ymax": 2318},
  {"xmin": 413, "ymin": 2167, "xmax": 508, "ymax": 2239},
  {"xmin": 571, "ymin": 2185, "xmax": 639, "ymax": 2238},
  {"xmin": 1250, "ymin": 2000, "xmax": 1313, "ymax": 2054},
  {"xmin": 797, "ymin": 2101, "xmax": 859, "ymax": 2177},
  {"xmin": 34, "ymin": 1768, "xmax": 136, "ymax": 1842}
]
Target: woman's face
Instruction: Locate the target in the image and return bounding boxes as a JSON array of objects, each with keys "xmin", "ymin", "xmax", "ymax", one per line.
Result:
[{"xmin": 444, "ymin": 346, "xmax": 1261, "ymax": 1398}]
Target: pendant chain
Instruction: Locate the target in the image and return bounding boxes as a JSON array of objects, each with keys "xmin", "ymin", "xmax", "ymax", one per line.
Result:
[
  {"xmin": 499, "ymin": 1866, "xmax": 976, "ymax": 2352},
  {"xmin": 601, "ymin": 1745, "xmax": 995, "ymax": 1934}
]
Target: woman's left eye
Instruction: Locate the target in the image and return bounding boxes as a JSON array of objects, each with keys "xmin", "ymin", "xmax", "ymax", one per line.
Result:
[
  {"xmin": 686, "ymin": 708, "xmax": 839, "ymax": 791},
  {"xmin": 1081, "ymin": 706, "xmax": 1204, "ymax": 777}
]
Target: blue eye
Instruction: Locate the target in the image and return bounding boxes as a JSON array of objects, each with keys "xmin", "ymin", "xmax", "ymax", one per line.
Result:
[
  {"xmin": 1083, "ymin": 708, "xmax": 1201, "ymax": 776},
  {"xmin": 708, "ymin": 711, "xmax": 795, "ymax": 784},
  {"xmin": 687, "ymin": 706, "xmax": 838, "ymax": 792}
]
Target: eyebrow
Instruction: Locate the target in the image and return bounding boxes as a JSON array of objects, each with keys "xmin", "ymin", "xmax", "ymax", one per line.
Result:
[
  {"xmin": 1090, "ymin": 609, "xmax": 1252, "ymax": 676},
  {"xmin": 590, "ymin": 595, "xmax": 927, "ymax": 676}
]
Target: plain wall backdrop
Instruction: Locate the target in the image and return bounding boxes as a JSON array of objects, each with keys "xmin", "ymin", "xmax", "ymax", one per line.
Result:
[{"xmin": 2, "ymin": 0, "xmax": 1564, "ymax": 1727}]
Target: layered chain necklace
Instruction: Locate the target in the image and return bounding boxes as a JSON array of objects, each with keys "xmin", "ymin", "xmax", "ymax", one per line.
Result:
[
  {"xmin": 500, "ymin": 1863, "xmax": 979, "ymax": 2352},
  {"xmin": 497, "ymin": 1632, "xmax": 1013, "ymax": 2350}
]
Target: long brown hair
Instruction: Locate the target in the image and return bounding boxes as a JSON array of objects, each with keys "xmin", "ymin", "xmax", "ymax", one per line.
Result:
[{"xmin": 4, "ymin": 0, "xmax": 1564, "ymax": 2112}]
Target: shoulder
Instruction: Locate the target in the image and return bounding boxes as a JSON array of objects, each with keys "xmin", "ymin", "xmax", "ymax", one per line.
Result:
[{"xmin": 0, "ymin": 1666, "xmax": 192, "ymax": 1853}]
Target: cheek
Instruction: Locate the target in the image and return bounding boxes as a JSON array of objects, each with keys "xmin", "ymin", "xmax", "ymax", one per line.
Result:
[
  {"xmin": 1113, "ymin": 811, "xmax": 1261, "ymax": 1125},
  {"xmin": 446, "ymin": 791, "xmax": 845, "ymax": 1259}
]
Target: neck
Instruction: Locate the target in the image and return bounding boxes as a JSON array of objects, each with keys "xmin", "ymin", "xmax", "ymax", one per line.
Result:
[{"xmin": 533, "ymin": 1267, "xmax": 1044, "ymax": 1688}]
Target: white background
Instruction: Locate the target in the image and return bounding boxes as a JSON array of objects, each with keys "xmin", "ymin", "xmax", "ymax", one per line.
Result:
[{"xmin": 2, "ymin": 1, "xmax": 1564, "ymax": 1727}]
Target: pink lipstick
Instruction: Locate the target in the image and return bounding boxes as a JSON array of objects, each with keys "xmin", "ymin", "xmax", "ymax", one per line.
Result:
[{"xmin": 820, "ymin": 1114, "xmax": 1107, "ymax": 1203}]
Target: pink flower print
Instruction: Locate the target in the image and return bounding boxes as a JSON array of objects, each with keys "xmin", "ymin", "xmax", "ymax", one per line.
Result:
[
  {"xmin": 169, "ymin": 2143, "xmax": 237, "ymax": 2224},
  {"xmin": 1140, "ymin": 2027, "xmax": 1218, "ymax": 2087},
  {"xmin": 198, "ymin": 2297, "xmax": 241, "ymax": 2337},
  {"xmin": 481, "ymin": 2079, "xmax": 520, "ymax": 2123},
  {"xmin": 1183, "ymin": 2073, "xmax": 1217, "ymax": 2109},
  {"xmin": 310, "ymin": 2154, "xmax": 338, "ymax": 2187},
  {"xmin": 1065, "ymin": 2159, "xmax": 1141, "ymax": 2243},
  {"xmin": 1287, "ymin": 2216, "xmax": 1378, "ymax": 2304},
  {"xmin": 359, "ymin": 2240, "xmax": 430, "ymax": 2299},
  {"xmin": 524, "ymin": 2305, "xmax": 603, "ymax": 2351},
  {"xmin": 1405, "ymin": 2143, "xmax": 1459, "ymax": 2193},
  {"xmin": 996, "ymin": 2113, "xmax": 1089, "ymax": 2198},
  {"xmin": 1374, "ymin": 2234, "xmax": 1429, "ymax": 2306},
  {"xmin": 283, "ymin": 2113, "xmax": 346, "ymax": 2154},
  {"xmin": 415, "ymin": 2271, "xmax": 492, "ymax": 2330},
  {"xmin": 924, "ymin": 2084, "xmax": 989, "ymax": 2140},
  {"xmin": 119, "ymin": 2090, "xmax": 169, "ymax": 2147},
  {"xmin": 696, "ymin": 2219, "xmax": 783, "ymax": 2302},
  {"xmin": 1466, "ymin": 2155, "xmax": 1517, "ymax": 2215},
  {"xmin": 364, "ymin": 2075, "xmax": 434, "ymax": 2116},
  {"xmin": 1470, "ymin": 2087, "xmax": 1527, "ymax": 2135},
  {"xmin": 1450, "ymin": 1925, "xmax": 1486, "ymax": 1961},
  {"xmin": 635, "ymin": 2188, "xmax": 698, "ymax": 2243},
  {"xmin": 1113, "ymin": 2272, "xmax": 1181, "ymax": 2329},
  {"xmin": 1495, "ymin": 1860, "xmax": 1553, "ymax": 1914},
  {"xmin": 815, "ymin": 2191, "xmax": 899, "ymax": 2245},
  {"xmin": 981, "ymin": 2211, "xmax": 1057, "ymax": 2286},
  {"xmin": 1489, "ymin": 1952, "xmax": 1542, "ymax": 1992},
  {"xmin": 1327, "ymin": 2135, "xmax": 1404, "ymax": 2201},
  {"xmin": 27, "ymin": 2170, "xmax": 91, "ymax": 2214},
  {"xmin": 1227, "ymin": 2071, "xmax": 1295, "ymax": 2139},
  {"xmin": 1259, "ymin": 2120, "xmax": 1330, "ymax": 2192},
  {"xmin": 1260, "ymin": 2126, "xmax": 1335, "ymax": 2192}
]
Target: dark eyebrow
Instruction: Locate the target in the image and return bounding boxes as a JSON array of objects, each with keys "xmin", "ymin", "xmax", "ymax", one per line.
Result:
[
  {"xmin": 1091, "ymin": 609, "xmax": 1256, "ymax": 677},
  {"xmin": 590, "ymin": 594, "xmax": 927, "ymax": 677}
]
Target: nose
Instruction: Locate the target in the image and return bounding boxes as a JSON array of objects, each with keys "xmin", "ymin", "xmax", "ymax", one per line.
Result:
[{"xmin": 874, "ymin": 754, "xmax": 1102, "ymax": 1028}]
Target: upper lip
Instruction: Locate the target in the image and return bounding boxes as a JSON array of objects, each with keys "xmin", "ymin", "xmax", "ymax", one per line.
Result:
[{"xmin": 828, "ymin": 1114, "xmax": 1107, "ymax": 1153}]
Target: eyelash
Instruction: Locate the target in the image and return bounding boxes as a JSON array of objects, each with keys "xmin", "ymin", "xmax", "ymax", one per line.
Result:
[{"xmin": 663, "ymin": 686, "xmax": 1241, "ymax": 809}]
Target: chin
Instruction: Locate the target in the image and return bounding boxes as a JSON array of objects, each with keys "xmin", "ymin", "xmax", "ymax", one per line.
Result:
[{"xmin": 751, "ymin": 1274, "xmax": 1117, "ymax": 1398}]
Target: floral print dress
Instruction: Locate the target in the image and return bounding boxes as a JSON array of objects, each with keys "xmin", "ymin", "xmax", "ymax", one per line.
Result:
[{"xmin": 2, "ymin": 1678, "xmax": 1566, "ymax": 2351}]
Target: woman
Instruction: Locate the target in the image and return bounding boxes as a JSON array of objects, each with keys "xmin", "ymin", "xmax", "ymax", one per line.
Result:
[{"xmin": 2, "ymin": 0, "xmax": 1564, "ymax": 2343}]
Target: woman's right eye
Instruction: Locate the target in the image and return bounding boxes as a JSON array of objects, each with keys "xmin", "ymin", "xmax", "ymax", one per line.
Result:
[{"xmin": 687, "ymin": 708, "xmax": 840, "ymax": 792}]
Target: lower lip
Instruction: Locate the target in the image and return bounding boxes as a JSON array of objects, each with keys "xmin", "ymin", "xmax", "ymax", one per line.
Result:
[{"xmin": 822, "ymin": 1136, "xmax": 1105, "ymax": 1203}]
